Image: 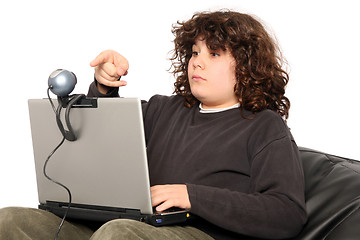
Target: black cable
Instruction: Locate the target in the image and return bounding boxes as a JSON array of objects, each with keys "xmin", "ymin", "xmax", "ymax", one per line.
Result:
[
  {"xmin": 46, "ymin": 87, "xmax": 73, "ymax": 240},
  {"xmin": 65, "ymin": 95, "xmax": 85, "ymax": 128},
  {"xmin": 43, "ymin": 136, "xmax": 71, "ymax": 240},
  {"xmin": 55, "ymin": 101, "xmax": 67, "ymax": 140},
  {"xmin": 47, "ymin": 87, "xmax": 57, "ymax": 113}
]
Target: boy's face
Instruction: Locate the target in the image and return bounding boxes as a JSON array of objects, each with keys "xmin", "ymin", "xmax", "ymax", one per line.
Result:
[{"xmin": 188, "ymin": 39, "xmax": 238, "ymax": 109}]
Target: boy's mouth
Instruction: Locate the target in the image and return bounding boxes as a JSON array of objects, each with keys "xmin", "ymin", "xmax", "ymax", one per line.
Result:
[{"xmin": 192, "ymin": 74, "xmax": 205, "ymax": 81}]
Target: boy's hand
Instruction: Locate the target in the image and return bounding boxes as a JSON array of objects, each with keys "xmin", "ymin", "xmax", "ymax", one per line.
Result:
[
  {"xmin": 90, "ymin": 50, "xmax": 129, "ymax": 93},
  {"xmin": 151, "ymin": 184, "xmax": 191, "ymax": 212}
]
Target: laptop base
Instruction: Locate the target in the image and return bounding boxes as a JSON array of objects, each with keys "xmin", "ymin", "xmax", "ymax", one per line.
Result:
[{"xmin": 39, "ymin": 201, "xmax": 192, "ymax": 227}]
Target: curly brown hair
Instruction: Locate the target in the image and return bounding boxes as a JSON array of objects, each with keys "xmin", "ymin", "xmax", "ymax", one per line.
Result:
[{"xmin": 170, "ymin": 10, "xmax": 290, "ymax": 119}]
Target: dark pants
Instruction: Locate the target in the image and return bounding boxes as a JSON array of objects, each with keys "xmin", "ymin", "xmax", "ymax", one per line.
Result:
[{"xmin": 0, "ymin": 207, "xmax": 213, "ymax": 240}]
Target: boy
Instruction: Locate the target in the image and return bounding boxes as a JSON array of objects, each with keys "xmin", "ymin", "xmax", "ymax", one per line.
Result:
[{"xmin": 0, "ymin": 10, "xmax": 306, "ymax": 240}]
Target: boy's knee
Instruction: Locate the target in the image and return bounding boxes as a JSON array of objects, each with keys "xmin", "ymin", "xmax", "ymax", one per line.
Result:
[
  {"xmin": 0, "ymin": 207, "xmax": 61, "ymax": 238},
  {"xmin": 0, "ymin": 207, "xmax": 93, "ymax": 240},
  {"xmin": 99, "ymin": 219, "xmax": 148, "ymax": 232},
  {"xmin": 0, "ymin": 207, "xmax": 56, "ymax": 223},
  {"xmin": 0, "ymin": 207, "xmax": 30, "ymax": 237},
  {"xmin": 0, "ymin": 207, "xmax": 25, "ymax": 227},
  {"xmin": 91, "ymin": 219, "xmax": 152, "ymax": 240}
]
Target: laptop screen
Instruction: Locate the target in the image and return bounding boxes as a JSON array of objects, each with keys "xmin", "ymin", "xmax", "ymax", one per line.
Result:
[{"xmin": 28, "ymin": 98, "xmax": 153, "ymax": 215}]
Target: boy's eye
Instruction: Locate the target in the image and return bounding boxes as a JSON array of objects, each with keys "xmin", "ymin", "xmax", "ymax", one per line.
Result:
[
  {"xmin": 211, "ymin": 52, "xmax": 220, "ymax": 57},
  {"xmin": 192, "ymin": 51, "xmax": 199, "ymax": 56}
]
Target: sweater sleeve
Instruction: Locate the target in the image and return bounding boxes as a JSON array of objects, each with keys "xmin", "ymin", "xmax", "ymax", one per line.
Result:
[
  {"xmin": 87, "ymin": 78, "xmax": 120, "ymax": 98},
  {"xmin": 187, "ymin": 136, "xmax": 307, "ymax": 239}
]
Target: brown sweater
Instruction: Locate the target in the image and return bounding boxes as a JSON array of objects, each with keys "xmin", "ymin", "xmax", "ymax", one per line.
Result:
[{"xmin": 88, "ymin": 81, "xmax": 307, "ymax": 239}]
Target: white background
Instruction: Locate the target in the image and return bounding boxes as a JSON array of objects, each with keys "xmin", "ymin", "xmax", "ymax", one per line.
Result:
[{"xmin": 1, "ymin": 0, "xmax": 359, "ymax": 208}]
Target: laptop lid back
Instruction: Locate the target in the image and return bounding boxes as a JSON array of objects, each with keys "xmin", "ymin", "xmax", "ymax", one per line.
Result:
[{"xmin": 28, "ymin": 98, "xmax": 153, "ymax": 215}]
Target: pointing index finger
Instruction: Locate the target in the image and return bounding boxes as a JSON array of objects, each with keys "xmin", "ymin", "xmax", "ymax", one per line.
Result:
[
  {"xmin": 89, "ymin": 51, "xmax": 110, "ymax": 67},
  {"xmin": 90, "ymin": 50, "xmax": 129, "ymax": 76}
]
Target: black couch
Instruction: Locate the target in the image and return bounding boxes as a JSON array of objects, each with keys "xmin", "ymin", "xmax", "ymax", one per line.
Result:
[{"xmin": 293, "ymin": 147, "xmax": 360, "ymax": 239}]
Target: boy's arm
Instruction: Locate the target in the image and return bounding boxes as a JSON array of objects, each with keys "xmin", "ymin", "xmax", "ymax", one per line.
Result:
[{"xmin": 87, "ymin": 78, "xmax": 120, "ymax": 98}]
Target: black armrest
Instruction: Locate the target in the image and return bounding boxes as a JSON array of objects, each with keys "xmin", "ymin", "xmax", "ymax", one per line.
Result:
[{"xmin": 293, "ymin": 147, "xmax": 360, "ymax": 239}]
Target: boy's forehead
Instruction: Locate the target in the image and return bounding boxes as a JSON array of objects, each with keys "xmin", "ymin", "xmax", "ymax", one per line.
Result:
[{"xmin": 192, "ymin": 38, "xmax": 228, "ymax": 52}]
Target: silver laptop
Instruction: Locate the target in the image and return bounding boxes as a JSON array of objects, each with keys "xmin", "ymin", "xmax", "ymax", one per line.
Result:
[{"xmin": 28, "ymin": 97, "xmax": 191, "ymax": 226}]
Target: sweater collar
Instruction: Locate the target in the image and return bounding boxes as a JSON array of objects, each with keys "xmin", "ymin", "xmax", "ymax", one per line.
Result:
[{"xmin": 199, "ymin": 103, "xmax": 240, "ymax": 113}]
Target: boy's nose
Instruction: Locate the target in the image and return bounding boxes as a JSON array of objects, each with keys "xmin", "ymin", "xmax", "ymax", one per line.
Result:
[{"xmin": 193, "ymin": 57, "xmax": 205, "ymax": 70}]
